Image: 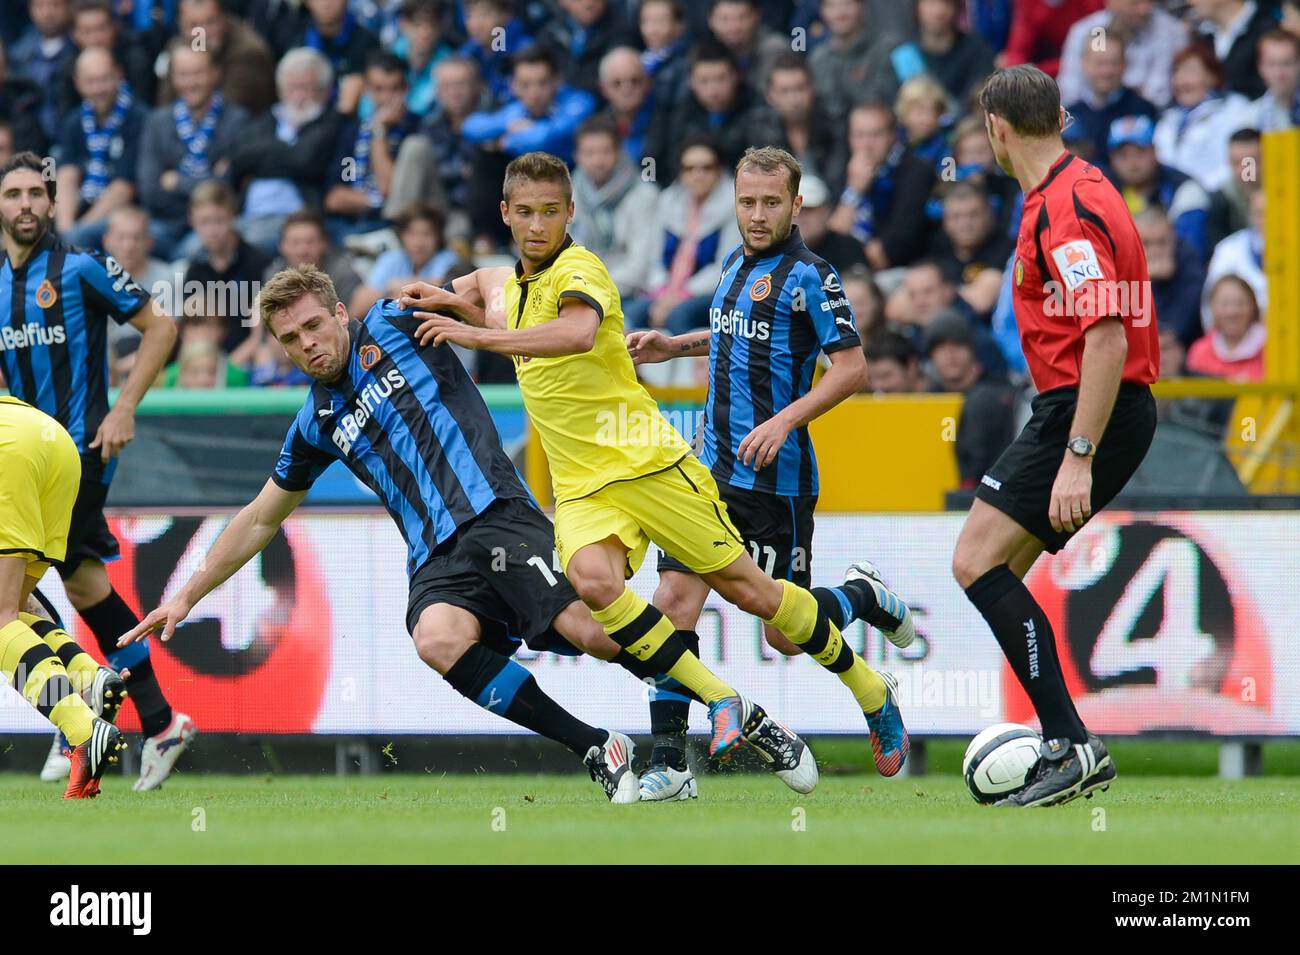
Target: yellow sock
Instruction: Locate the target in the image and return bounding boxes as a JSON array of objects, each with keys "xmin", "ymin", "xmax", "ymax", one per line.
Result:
[
  {"xmin": 765, "ymin": 580, "xmax": 888, "ymax": 712},
  {"xmin": 22, "ymin": 612, "xmax": 100, "ymax": 694},
  {"xmin": 591, "ymin": 588, "xmax": 735, "ymax": 705},
  {"xmin": 0, "ymin": 619, "xmax": 95, "ymax": 746}
]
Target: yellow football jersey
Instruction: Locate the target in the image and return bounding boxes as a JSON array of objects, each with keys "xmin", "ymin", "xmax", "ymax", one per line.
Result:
[{"xmin": 505, "ymin": 235, "xmax": 691, "ymax": 502}]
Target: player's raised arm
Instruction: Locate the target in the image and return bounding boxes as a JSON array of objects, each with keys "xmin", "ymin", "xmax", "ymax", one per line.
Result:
[
  {"xmin": 626, "ymin": 329, "xmax": 711, "ymax": 364},
  {"xmin": 417, "ymin": 295, "xmax": 600, "ymax": 357},
  {"xmin": 400, "ymin": 276, "xmax": 489, "ymax": 328},
  {"xmin": 118, "ymin": 479, "xmax": 307, "ymax": 645}
]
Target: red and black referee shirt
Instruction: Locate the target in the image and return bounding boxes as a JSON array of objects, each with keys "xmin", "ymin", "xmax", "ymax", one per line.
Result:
[{"xmin": 1012, "ymin": 151, "xmax": 1160, "ymax": 393}]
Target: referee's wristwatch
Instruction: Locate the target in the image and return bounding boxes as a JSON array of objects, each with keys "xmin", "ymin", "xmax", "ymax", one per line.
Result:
[{"xmin": 1067, "ymin": 436, "xmax": 1097, "ymax": 458}]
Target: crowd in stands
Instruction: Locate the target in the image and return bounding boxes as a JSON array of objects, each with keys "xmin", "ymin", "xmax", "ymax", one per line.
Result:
[{"xmin": 0, "ymin": 0, "xmax": 1294, "ymax": 485}]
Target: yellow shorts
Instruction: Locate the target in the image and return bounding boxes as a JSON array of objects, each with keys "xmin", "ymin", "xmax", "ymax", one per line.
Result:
[
  {"xmin": 0, "ymin": 398, "xmax": 81, "ymax": 572},
  {"xmin": 554, "ymin": 454, "xmax": 745, "ymax": 577}
]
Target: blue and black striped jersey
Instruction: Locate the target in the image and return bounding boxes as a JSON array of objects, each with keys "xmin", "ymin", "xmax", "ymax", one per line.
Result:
[
  {"xmin": 273, "ymin": 301, "xmax": 535, "ymax": 577},
  {"xmin": 702, "ymin": 225, "xmax": 860, "ymax": 497},
  {"xmin": 0, "ymin": 231, "xmax": 152, "ymax": 484}
]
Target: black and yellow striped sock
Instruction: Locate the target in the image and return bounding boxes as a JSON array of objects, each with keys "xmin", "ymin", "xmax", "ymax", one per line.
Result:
[
  {"xmin": 21, "ymin": 613, "xmax": 100, "ymax": 696},
  {"xmin": 0, "ymin": 619, "xmax": 95, "ymax": 746},
  {"xmin": 592, "ymin": 589, "xmax": 734, "ymax": 705},
  {"xmin": 765, "ymin": 579, "xmax": 887, "ymax": 713}
]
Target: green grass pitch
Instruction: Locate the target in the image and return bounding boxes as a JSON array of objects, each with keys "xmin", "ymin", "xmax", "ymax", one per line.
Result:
[{"xmin": 4, "ymin": 771, "xmax": 1298, "ymax": 864}]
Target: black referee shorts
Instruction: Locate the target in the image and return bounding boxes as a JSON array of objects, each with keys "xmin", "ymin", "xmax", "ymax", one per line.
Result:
[
  {"xmin": 405, "ymin": 496, "xmax": 583, "ymax": 658},
  {"xmin": 55, "ymin": 478, "xmax": 121, "ymax": 579},
  {"xmin": 658, "ymin": 480, "xmax": 817, "ymax": 586},
  {"xmin": 974, "ymin": 382, "xmax": 1156, "ymax": 554}
]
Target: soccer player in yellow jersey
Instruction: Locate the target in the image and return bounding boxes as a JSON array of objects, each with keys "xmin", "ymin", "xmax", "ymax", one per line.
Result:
[
  {"xmin": 403, "ymin": 152, "xmax": 907, "ymax": 785},
  {"xmin": 0, "ymin": 396, "xmax": 127, "ymax": 797}
]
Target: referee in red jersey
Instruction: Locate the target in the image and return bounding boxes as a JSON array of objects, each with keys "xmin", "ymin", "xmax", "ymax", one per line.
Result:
[{"xmin": 952, "ymin": 66, "xmax": 1160, "ymax": 807}]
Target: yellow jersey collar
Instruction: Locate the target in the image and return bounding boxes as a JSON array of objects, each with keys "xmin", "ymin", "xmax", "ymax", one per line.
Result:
[{"xmin": 514, "ymin": 234, "xmax": 575, "ymax": 282}]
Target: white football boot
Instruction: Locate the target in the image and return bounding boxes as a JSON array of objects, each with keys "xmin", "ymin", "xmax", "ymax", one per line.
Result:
[{"xmin": 134, "ymin": 712, "xmax": 198, "ymax": 791}]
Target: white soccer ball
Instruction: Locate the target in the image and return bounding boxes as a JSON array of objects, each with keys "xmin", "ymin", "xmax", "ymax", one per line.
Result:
[{"xmin": 962, "ymin": 723, "xmax": 1042, "ymax": 804}]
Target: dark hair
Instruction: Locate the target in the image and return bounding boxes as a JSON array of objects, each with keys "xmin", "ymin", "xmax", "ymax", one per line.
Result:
[
  {"xmin": 908, "ymin": 258, "xmax": 953, "ymax": 285},
  {"xmin": 677, "ymin": 131, "xmax": 724, "ymax": 165},
  {"xmin": 394, "ymin": 201, "xmax": 446, "ymax": 242},
  {"xmin": 865, "ymin": 330, "xmax": 920, "ymax": 366},
  {"xmin": 766, "ymin": 50, "xmax": 811, "ymax": 82},
  {"xmin": 1173, "ymin": 43, "xmax": 1227, "ymax": 90},
  {"xmin": 503, "ymin": 150, "xmax": 573, "ymax": 203},
  {"xmin": 366, "ymin": 50, "xmax": 409, "ymax": 80},
  {"xmin": 688, "ymin": 38, "xmax": 738, "ymax": 73},
  {"xmin": 280, "ymin": 208, "xmax": 329, "ymax": 240},
  {"xmin": 849, "ymin": 99, "xmax": 896, "ymax": 130},
  {"xmin": 1229, "ymin": 127, "xmax": 1262, "ymax": 145},
  {"xmin": 72, "ymin": 0, "xmax": 114, "ymax": 19},
  {"xmin": 710, "ymin": 0, "xmax": 759, "ymax": 9},
  {"xmin": 941, "ymin": 179, "xmax": 990, "ymax": 205},
  {"xmin": 1257, "ymin": 28, "xmax": 1300, "ymax": 60},
  {"xmin": 0, "ymin": 151, "xmax": 55, "ymax": 201},
  {"xmin": 397, "ymin": 0, "xmax": 446, "ymax": 20},
  {"xmin": 511, "ymin": 44, "xmax": 559, "ymax": 76},
  {"xmin": 978, "ymin": 65, "xmax": 1061, "ymax": 138},
  {"xmin": 575, "ymin": 115, "xmax": 622, "ymax": 148},
  {"xmin": 640, "ymin": 0, "xmax": 685, "ymax": 21}
]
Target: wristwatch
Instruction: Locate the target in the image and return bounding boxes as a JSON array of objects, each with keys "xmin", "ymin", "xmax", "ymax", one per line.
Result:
[{"xmin": 1067, "ymin": 436, "xmax": 1096, "ymax": 458}]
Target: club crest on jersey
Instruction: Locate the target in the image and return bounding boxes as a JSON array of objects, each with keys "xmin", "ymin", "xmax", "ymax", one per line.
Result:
[
  {"xmin": 1051, "ymin": 240, "xmax": 1103, "ymax": 291},
  {"xmin": 35, "ymin": 279, "xmax": 58, "ymax": 309},
  {"xmin": 359, "ymin": 344, "xmax": 382, "ymax": 370},
  {"xmin": 1014, "ymin": 257, "xmax": 1024, "ymax": 287},
  {"xmin": 750, "ymin": 274, "xmax": 773, "ymax": 302}
]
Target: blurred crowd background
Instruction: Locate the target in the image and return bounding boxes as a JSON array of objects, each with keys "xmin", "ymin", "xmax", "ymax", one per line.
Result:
[{"xmin": 0, "ymin": 0, "xmax": 1293, "ymax": 487}]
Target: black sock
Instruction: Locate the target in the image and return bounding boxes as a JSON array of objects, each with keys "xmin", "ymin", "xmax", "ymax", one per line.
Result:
[
  {"xmin": 965, "ymin": 565, "xmax": 1087, "ymax": 744},
  {"xmin": 444, "ymin": 643, "xmax": 605, "ymax": 756},
  {"xmin": 648, "ymin": 630, "xmax": 699, "ymax": 769},
  {"xmin": 79, "ymin": 590, "xmax": 173, "ymax": 737}
]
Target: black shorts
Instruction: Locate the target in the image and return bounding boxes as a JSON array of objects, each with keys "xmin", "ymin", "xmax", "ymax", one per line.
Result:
[
  {"xmin": 55, "ymin": 479, "xmax": 120, "ymax": 579},
  {"xmin": 975, "ymin": 382, "xmax": 1157, "ymax": 554},
  {"xmin": 658, "ymin": 481, "xmax": 816, "ymax": 586},
  {"xmin": 405, "ymin": 496, "xmax": 583, "ymax": 658}
]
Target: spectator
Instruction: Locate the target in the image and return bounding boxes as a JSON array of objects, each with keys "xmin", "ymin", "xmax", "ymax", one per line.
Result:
[
  {"xmin": 908, "ymin": 0, "xmax": 995, "ymax": 103},
  {"xmin": 264, "ymin": 209, "xmax": 363, "ymax": 307},
  {"xmin": 705, "ymin": 0, "xmax": 791, "ymax": 94},
  {"xmin": 324, "ymin": 50, "xmax": 419, "ymax": 241},
  {"xmin": 53, "ymin": 47, "xmax": 147, "ymax": 248},
  {"xmin": 924, "ymin": 309, "xmax": 1016, "ymax": 488},
  {"xmin": 864, "ymin": 329, "xmax": 926, "ymax": 393},
  {"xmin": 948, "ymin": 113, "xmax": 1020, "ymax": 235},
  {"xmin": 0, "ymin": 41, "xmax": 47, "ymax": 153},
  {"xmin": 1251, "ymin": 28, "xmax": 1300, "ymax": 129},
  {"xmin": 895, "ymin": 73, "xmax": 951, "ymax": 169},
  {"xmin": 841, "ymin": 263, "xmax": 884, "ymax": 338},
  {"xmin": 1160, "ymin": 323, "xmax": 1188, "ymax": 377},
  {"xmin": 462, "ymin": 45, "xmax": 596, "ymax": 162},
  {"xmin": 1203, "ymin": 189, "xmax": 1266, "ymax": 328},
  {"xmin": 162, "ymin": 296, "xmax": 251, "ymax": 387},
  {"xmin": 536, "ymin": 0, "xmax": 639, "ymax": 97},
  {"xmin": 638, "ymin": 0, "xmax": 691, "ymax": 104},
  {"xmin": 795, "ymin": 173, "xmax": 868, "ymax": 274},
  {"xmin": 1135, "ymin": 206, "xmax": 1206, "ymax": 350},
  {"xmin": 1063, "ymin": 33, "xmax": 1158, "ymax": 163},
  {"xmin": 138, "ymin": 42, "xmax": 251, "ymax": 249},
  {"xmin": 925, "ymin": 180, "xmax": 1011, "ymax": 317},
  {"xmin": 384, "ymin": 55, "xmax": 483, "ymax": 229},
  {"xmin": 808, "ymin": 0, "xmax": 909, "ymax": 130},
  {"xmin": 58, "ymin": 0, "xmax": 157, "ymax": 107},
  {"xmin": 229, "ymin": 47, "xmax": 344, "ymax": 252},
  {"xmin": 351, "ymin": 201, "xmax": 462, "ymax": 316},
  {"xmin": 623, "ymin": 134, "xmax": 741, "ymax": 333},
  {"xmin": 570, "ymin": 117, "xmax": 661, "ymax": 298},
  {"xmin": 1000, "ymin": 0, "xmax": 1103, "ymax": 77},
  {"xmin": 1285, "ymin": 0, "xmax": 1300, "ymax": 35},
  {"xmin": 1057, "ymin": 0, "xmax": 1189, "ymax": 108},
  {"xmin": 459, "ymin": 0, "xmax": 534, "ymax": 107},
  {"xmin": 735, "ymin": 52, "xmax": 844, "ymax": 190},
  {"xmin": 8, "ymin": 0, "xmax": 74, "ymax": 140},
  {"xmin": 1187, "ymin": 274, "xmax": 1266, "ymax": 380},
  {"xmin": 182, "ymin": 179, "xmax": 271, "ymax": 360},
  {"xmin": 1189, "ymin": 0, "xmax": 1278, "ymax": 99},
  {"xmin": 393, "ymin": 0, "xmax": 455, "ymax": 117},
  {"xmin": 290, "ymin": 0, "xmax": 381, "ymax": 115},
  {"xmin": 1207, "ymin": 127, "xmax": 1261, "ymax": 247},
  {"xmin": 1153, "ymin": 45, "xmax": 1254, "ymax": 191},
  {"xmin": 885, "ymin": 258, "xmax": 1007, "ymax": 374},
  {"xmin": 1105, "ymin": 114, "xmax": 1211, "ymax": 262},
  {"xmin": 644, "ymin": 41, "xmax": 756, "ymax": 183},
  {"xmin": 163, "ymin": 0, "xmax": 278, "ymax": 117},
  {"xmin": 828, "ymin": 101, "xmax": 937, "ymax": 270},
  {"xmin": 100, "ymin": 205, "xmax": 173, "ymax": 355},
  {"xmin": 593, "ymin": 46, "xmax": 655, "ymax": 166}
]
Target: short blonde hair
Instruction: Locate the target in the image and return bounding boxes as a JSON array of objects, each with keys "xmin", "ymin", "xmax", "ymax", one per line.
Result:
[
  {"xmin": 257, "ymin": 266, "xmax": 340, "ymax": 336},
  {"xmin": 895, "ymin": 74, "xmax": 950, "ymax": 118},
  {"xmin": 735, "ymin": 145, "xmax": 801, "ymax": 200},
  {"xmin": 503, "ymin": 151, "xmax": 572, "ymax": 204}
]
